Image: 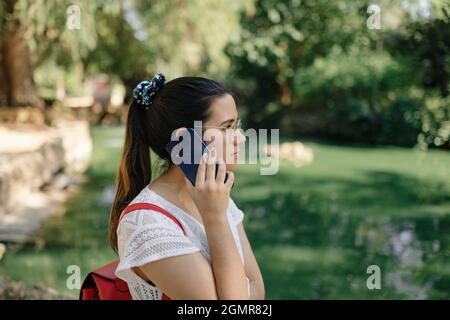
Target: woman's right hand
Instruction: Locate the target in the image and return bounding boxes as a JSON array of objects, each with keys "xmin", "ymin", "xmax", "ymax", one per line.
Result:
[{"xmin": 184, "ymin": 149, "xmax": 235, "ymax": 223}]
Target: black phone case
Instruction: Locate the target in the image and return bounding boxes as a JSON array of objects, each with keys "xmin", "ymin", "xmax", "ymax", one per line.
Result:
[{"xmin": 165, "ymin": 128, "xmax": 231, "ymax": 188}]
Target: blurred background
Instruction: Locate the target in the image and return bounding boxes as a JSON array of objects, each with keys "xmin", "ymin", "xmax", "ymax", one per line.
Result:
[{"xmin": 0, "ymin": 0, "xmax": 449, "ymax": 299}]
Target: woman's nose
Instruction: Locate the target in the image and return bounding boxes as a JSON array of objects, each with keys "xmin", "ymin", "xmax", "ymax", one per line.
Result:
[{"xmin": 235, "ymin": 129, "xmax": 246, "ymax": 145}]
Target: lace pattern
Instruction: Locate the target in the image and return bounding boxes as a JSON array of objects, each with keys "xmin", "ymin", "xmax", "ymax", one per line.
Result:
[{"xmin": 115, "ymin": 185, "xmax": 249, "ymax": 300}]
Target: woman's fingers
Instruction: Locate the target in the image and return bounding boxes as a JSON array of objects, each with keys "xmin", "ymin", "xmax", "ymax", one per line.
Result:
[
  {"xmin": 196, "ymin": 147, "xmax": 231, "ymax": 189},
  {"xmin": 216, "ymin": 158, "xmax": 226, "ymax": 184},
  {"xmin": 205, "ymin": 149, "xmax": 216, "ymax": 183},
  {"xmin": 224, "ymin": 171, "xmax": 234, "ymax": 190}
]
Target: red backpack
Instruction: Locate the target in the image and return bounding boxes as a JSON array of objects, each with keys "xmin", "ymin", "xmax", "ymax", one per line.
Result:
[{"xmin": 79, "ymin": 202, "xmax": 186, "ymax": 300}]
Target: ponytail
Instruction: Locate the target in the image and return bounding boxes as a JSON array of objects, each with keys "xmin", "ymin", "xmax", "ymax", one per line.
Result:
[
  {"xmin": 108, "ymin": 75, "xmax": 233, "ymax": 253},
  {"xmin": 109, "ymin": 102, "xmax": 151, "ymax": 253}
]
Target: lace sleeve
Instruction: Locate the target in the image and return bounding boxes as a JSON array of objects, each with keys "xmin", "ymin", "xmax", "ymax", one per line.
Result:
[
  {"xmin": 228, "ymin": 197, "xmax": 245, "ymax": 225},
  {"xmin": 115, "ymin": 209, "xmax": 201, "ymax": 280}
]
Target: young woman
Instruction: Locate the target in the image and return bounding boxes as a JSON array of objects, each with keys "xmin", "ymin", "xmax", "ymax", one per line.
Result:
[{"xmin": 109, "ymin": 73, "xmax": 265, "ymax": 300}]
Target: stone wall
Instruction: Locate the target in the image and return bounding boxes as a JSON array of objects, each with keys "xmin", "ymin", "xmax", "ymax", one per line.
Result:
[{"xmin": 0, "ymin": 120, "xmax": 92, "ymax": 242}]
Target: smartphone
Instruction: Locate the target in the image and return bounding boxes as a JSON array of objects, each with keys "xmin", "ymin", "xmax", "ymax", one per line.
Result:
[{"xmin": 165, "ymin": 128, "xmax": 231, "ymax": 187}]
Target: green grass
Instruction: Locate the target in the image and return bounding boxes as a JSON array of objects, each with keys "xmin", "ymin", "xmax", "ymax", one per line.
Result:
[
  {"xmin": 1, "ymin": 126, "xmax": 449, "ymax": 299},
  {"xmin": 235, "ymin": 138, "xmax": 450, "ymax": 299}
]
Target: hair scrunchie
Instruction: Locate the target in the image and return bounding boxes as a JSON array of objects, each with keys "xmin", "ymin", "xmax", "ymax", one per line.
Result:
[{"xmin": 133, "ymin": 73, "xmax": 166, "ymax": 111}]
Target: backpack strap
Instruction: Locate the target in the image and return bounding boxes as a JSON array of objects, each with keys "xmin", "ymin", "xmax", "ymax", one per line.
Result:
[
  {"xmin": 81, "ymin": 202, "xmax": 183, "ymax": 300},
  {"xmin": 119, "ymin": 202, "xmax": 186, "ymax": 236}
]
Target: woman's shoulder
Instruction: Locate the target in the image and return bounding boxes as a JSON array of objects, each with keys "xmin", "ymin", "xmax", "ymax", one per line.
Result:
[
  {"xmin": 129, "ymin": 183, "xmax": 157, "ymax": 206},
  {"xmin": 117, "ymin": 187, "xmax": 178, "ymax": 238},
  {"xmin": 116, "ymin": 188, "xmax": 200, "ymax": 261}
]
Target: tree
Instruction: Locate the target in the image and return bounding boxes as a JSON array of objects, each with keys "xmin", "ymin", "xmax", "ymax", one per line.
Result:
[
  {"xmin": 225, "ymin": 0, "xmax": 450, "ymax": 148},
  {"xmin": 1, "ymin": 0, "xmax": 247, "ymax": 107},
  {"xmin": 83, "ymin": 0, "xmax": 248, "ymax": 97},
  {"xmin": 225, "ymin": 0, "xmax": 368, "ymax": 128},
  {"xmin": 0, "ymin": 0, "xmax": 120, "ymax": 107},
  {"xmin": 0, "ymin": 0, "xmax": 43, "ymax": 107}
]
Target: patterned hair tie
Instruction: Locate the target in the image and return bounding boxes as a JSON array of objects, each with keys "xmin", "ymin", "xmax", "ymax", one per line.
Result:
[{"xmin": 133, "ymin": 73, "xmax": 166, "ymax": 111}]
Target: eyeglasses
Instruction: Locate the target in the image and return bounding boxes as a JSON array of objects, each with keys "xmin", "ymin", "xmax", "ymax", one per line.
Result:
[
  {"xmin": 198, "ymin": 118, "xmax": 242, "ymax": 132},
  {"xmin": 196, "ymin": 118, "xmax": 242, "ymax": 144}
]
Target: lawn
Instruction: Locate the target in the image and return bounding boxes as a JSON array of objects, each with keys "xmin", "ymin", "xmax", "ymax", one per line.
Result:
[{"xmin": 1, "ymin": 126, "xmax": 449, "ymax": 299}]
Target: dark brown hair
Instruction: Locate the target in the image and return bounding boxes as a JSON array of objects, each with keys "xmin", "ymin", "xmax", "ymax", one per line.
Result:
[{"xmin": 109, "ymin": 76, "xmax": 232, "ymax": 253}]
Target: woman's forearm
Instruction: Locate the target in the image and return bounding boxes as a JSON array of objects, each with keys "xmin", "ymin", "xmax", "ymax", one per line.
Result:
[
  {"xmin": 204, "ymin": 215, "xmax": 249, "ymax": 300},
  {"xmin": 249, "ymin": 279, "xmax": 265, "ymax": 300}
]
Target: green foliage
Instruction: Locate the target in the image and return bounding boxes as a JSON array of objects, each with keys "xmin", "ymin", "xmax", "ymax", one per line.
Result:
[
  {"xmin": 417, "ymin": 93, "xmax": 450, "ymax": 149},
  {"xmin": 85, "ymin": 0, "xmax": 247, "ymax": 92},
  {"xmin": 10, "ymin": 0, "xmax": 121, "ymax": 67},
  {"xmin": 431, "ymin": 0, "xmax": 450, "ymax": 22},
  {"xmin": 226, "ymin": 0, "xmax": 450, "ymax": 148},
  {"xmin": 83, "ymin": 6, "xmax": 150, "ymax": 94},
  {"xmin": 19, "ymin": 0, "xmax": 247, "ymax": 97},
  {"xmin": 225, "ymin": 0, "xmax": 371, "ymax": 128},
  {"xmin": 294, "ymin": 48, "xmax": 411, "ymax": 106},
  {"xmin": 2, "ymin": 0, "xmax": 449, "ymax": 148},
  {"xmin": 293, "ymin": 47, "xmax": 424, "ymax": 145}
]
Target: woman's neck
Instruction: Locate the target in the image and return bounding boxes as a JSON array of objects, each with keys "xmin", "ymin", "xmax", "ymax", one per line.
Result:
[
  {"xmin": 151, "ymin": 164, "xmax": 204, "ymax": 224},
  {"xmin": 154, "ymin": 164, "xmax": 193, "ymax": 204}
]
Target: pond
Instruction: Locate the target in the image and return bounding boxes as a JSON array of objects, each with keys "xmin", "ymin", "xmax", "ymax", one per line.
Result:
[{"xmin": 0, "ymin": 126, "xmax": 449, "ymax": 299}]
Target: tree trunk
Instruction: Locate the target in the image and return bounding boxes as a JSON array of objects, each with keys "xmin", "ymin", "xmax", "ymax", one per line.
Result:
[{"xmin": 0, "ymin": 0, "xmax": 43, "ymax": 108}]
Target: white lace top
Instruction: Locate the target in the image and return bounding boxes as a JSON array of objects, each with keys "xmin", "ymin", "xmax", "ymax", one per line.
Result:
[{"xmin": 115, "ymin": 183, "xmax": 250, "ymax": 300}]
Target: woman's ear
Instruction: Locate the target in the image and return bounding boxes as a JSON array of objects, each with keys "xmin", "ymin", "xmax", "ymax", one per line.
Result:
[{"xmin": 174, "ymin": 127, "xmax": 188, "ymax": 138}]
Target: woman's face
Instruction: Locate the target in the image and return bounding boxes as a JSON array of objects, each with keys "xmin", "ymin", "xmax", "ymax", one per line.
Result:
[{"xmin": 202, "ymin": 94, "xmax": 246, "ymax": 172}]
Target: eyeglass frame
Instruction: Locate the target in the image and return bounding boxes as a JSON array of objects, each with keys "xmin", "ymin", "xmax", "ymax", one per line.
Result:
[
  {"xmin": 194, "ymin": 118, "xmax": 242, "ymax": 143},
  {"xmin": 195, "ymin": 118, "xmax": 242, "ymax": 131}
]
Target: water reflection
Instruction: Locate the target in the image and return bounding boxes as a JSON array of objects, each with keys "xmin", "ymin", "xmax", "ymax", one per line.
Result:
[
  {"xmin": 239, "ymin": 188, "xmax": 450, "ymax": 299},
  {"xmin": 386, "ymin": 226, "xmax": 433, "ymax": 299}
]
